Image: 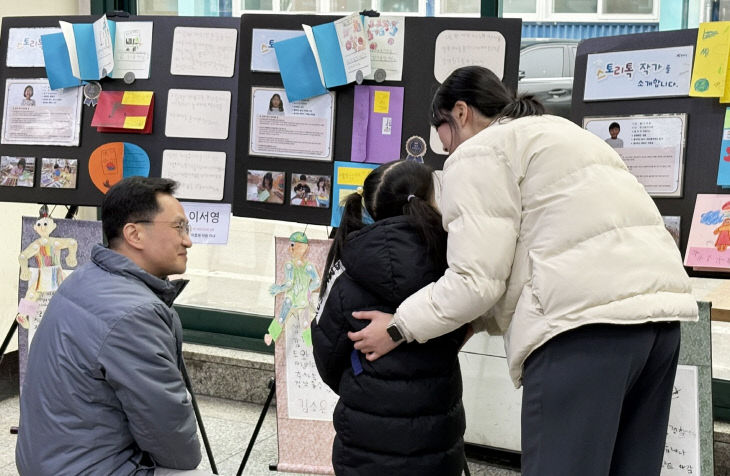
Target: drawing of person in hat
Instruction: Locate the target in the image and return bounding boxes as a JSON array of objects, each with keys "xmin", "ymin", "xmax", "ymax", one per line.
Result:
[{"xmin": 265, "ymin": 231, "xmax": 321, "ymax": 345}]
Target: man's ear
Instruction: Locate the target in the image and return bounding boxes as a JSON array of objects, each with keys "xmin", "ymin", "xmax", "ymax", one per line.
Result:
[{"xmin": 121, "ymin": 223, "xmax": 145, "ymax": 251}]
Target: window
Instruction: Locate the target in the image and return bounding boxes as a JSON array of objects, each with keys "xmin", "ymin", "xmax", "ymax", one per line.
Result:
[
  {"xmin": 439, "ymin": 0, "xmax": 479, "ymax": 15},
  {"xmin": 553, "ymin": 0, "xmax": 596, "ymax": 14},
  {"xmin": 519, "ymin": 46, "xmax": 565, "ymax": 78},
  {"xmin": 502, "ymin": 0, "xmax": 536, "ymax": 14}
]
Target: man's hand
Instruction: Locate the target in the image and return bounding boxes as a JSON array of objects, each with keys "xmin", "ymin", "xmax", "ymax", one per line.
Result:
[{"xmin": 348, "ymin": 310, "xmax": 401, "ymax": 361}]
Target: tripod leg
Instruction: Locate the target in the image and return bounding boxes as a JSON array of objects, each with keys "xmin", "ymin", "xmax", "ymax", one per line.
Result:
[
  {"xmin": 237, "ymin": 378, "xmax": 276, "ymax": 476},
  {"xmin": 0, "ymin": 320, "xmax": 18, "ymax": 366},
  {"xmin": 181, "ymin": 365, "xmax": 218, "ymax": 474}
]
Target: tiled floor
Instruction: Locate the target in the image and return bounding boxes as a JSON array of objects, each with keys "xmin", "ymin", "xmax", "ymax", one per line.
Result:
[{"xmin": 0, "ymin": 392, "xmax": 517, "ymax": 476}]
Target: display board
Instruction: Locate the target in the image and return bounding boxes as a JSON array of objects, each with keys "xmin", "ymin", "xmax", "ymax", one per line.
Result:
[
  {"xmin": 0, "ymin": 15, "xmax": 240, "ymax": 206},
  {"xmin": 234, "ymin": 14, "xmax": 522, "ymax": 225},
  {"xmin": 572, "ymin": 29, "xmax": 727, "ymax": 278}
]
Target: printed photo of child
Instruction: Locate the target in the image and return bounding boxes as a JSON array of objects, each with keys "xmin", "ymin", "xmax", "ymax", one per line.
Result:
[
  {"xmin": 290, "ymin": 173, "xmax": 330, "ymax": 208},
  {"xmin": 0, "ymin": 156, "xmax": 35, "ymax": 187},
  {"xmin": 40, "ymin": 158, "xmax": 77, "ymax": 189},
  {"xmin": 247, "ymin": 169, "xmax": 285, "ymax": 204}
]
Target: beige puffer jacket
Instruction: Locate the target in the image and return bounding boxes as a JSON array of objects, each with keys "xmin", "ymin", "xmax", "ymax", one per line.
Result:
[{"xmin": 396, "ymin": 114, "xmax": 698, "ymax": 387}]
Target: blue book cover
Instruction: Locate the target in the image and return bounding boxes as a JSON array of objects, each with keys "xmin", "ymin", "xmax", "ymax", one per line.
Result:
[
  {"xmin": 273, "ymin": 35, "xmax": 327, "ymax": 102},
  {"xmin": 41, "ymin": 33, "xmax": 82, "ymax": 90},
  {"xmin": 312, "ymin": 22, "xmax": 346, "ymax": 88}
]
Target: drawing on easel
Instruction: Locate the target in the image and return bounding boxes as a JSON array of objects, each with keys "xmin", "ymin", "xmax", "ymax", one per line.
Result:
[
  {"xmin": 266, "ymin": 232, "xmax": 321, "ymax": 346},
  {"xmin": 16, "ymin": 214, "xmax": 77, "ymax": 346},
  {"xmin": 269, "ymin": 234, "xmax": 337, "ymax": 474},
  {"xmin": 685, "ymin": 194, "xmax": 730, "ymax": 271}
]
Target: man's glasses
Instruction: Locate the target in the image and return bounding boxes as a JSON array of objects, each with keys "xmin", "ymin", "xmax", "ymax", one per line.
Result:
[{"xmin": 135, "ymin": 220, "xmax": 191, "ymax": 237}]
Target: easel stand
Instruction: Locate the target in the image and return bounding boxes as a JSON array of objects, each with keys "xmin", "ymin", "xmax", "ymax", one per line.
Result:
[
  {"xmin": 237, "ymin": 377, "xmax": 276, "ymax": 476},
  {"xmin": 0, "ymin": 321, "xmax": 17, "ymax": 366},
  {"xmin": 181, "ymin": 364, "xmax": 218, "ymax": 474}
]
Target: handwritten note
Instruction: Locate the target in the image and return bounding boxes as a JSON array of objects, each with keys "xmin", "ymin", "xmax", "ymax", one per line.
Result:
[
  {"xmin": 170, "ymin": 27, "xmax": 238, "ymax": 77},
  {"xmin": 165, "ymin": 89, "xmax": 231, "ymax": 140},
  {"xmin": 285, "ymin": 311, "xmax": 339, "ymax": 421},
  {"xmin": 433, "ymin": 30, "xmax": 506, "ymax": 83},
  {"xmin": 161, "ymin": 149, "xmax": 225, "ymax": 200},
  {"xmin": 690, "ymin": 22, "xmax": 730, "ymax": 98},
  {"xmin": 584, "ymin": 46, "xmax": 693, "ymax": 101},
  {"xmin": 661, "ymin": 365, "xmax": 700, "ymax": 475}
]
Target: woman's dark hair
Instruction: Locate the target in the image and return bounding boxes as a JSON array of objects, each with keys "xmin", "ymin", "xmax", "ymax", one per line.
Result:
[
  {"xmin": 262, "ymin": 172, "xmax": 273, "ymax": 190},
  {"xmin": 268, "ymin": 94, "xmax": 284, "ymax": 112},
  {"xmin": 101, "ymin": 177, "xmax": 178, "ymax": 248},
  {"xmin": 430, "ymin": 66, "xmax": 544, "ymax": 131},
  {"xmin": 321, "ymin": 160, "xmax": 447, "ymax": 294}
]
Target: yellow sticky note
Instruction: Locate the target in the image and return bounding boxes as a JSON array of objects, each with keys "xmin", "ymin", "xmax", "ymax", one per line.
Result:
[
  {"xmin": 337, "ymin": 167, "xmax": 372, "ymax": 186},
  {"xmin": 122, "ymin": 91, "xmax": 153, "ymax": 105},
  {"xmin": 123, "ymin": 116, "xmax": 147, "ymax": 129},
  {"xmin": 690, "ymin": 22, "xmax": 730, "ymax": 97},
  {"xmin": 373, "ymin": 90, "xmax": 390, "ymax": 114}
]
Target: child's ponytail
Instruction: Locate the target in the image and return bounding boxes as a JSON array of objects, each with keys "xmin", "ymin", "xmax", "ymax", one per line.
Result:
[{"xmin": 402, "ymin": 194, "xmax": 447, "ymax": 272}]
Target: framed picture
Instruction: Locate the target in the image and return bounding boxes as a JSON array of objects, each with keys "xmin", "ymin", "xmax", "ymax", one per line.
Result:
[{"xmin": 40, "ymin": 158, "xmax": 78, "ymax": 189}]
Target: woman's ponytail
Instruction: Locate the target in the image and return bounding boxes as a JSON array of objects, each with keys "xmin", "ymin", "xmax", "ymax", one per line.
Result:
[{"xmin": 498, "ymin": 93, "xmax": 545, "ymax": 120}]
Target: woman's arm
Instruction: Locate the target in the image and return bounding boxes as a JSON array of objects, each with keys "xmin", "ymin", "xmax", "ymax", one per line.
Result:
[{"xmin": 349, "ymin": 144, "xmax": 521, "ymax": 358}]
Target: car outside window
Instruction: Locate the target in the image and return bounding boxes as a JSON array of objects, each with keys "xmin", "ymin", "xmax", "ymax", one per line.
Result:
[{"xmin": 520, "ymin": 46, "xmax": 565, "ymax": 79}]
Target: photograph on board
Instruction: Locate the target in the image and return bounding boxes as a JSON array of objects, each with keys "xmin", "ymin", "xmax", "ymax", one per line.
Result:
[
  {"xmin": 290, "ymin": 173, "xmax": 331, "ymax": 208},
  {"xmin": 247, "ymin": 169, "xmax": 285, "ymax": 204},
  {"xmin": 0, "ymin": 156, "xmax": 35, "ymax": 187},
  {"xmin": 40, "ymin": 158, "xmax": 78, "ymax": 189}
]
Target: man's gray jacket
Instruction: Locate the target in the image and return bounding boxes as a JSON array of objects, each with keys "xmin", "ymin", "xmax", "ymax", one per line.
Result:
[{"xmin": 16, "ymin": 244, "xmax": 201, "ymax": 475}]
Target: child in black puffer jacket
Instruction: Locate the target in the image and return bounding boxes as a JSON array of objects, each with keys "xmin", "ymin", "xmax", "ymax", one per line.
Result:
[{"xmin": 312, "ymin": 160, "xmax": 467, "ymax": 476}]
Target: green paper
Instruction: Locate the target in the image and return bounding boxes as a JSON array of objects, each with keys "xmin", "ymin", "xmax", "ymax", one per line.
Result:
[
  {"xmin": 268, "ymin": 320, "xmax": 283, "ymax": 342},
  {"xmin": 301, "ymin": 327, "xmax": 312, "ymax": 347}
]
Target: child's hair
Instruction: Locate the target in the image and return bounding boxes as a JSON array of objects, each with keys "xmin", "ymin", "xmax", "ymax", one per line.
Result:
[{"xmin": 321, "ymin": 160, "xmax": 447, "ymax": 294}]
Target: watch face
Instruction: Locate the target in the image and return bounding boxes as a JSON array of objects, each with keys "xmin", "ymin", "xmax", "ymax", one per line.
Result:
[{"xmin": 387, "ymin": 324, "xmax": 403, "ymax": 342}]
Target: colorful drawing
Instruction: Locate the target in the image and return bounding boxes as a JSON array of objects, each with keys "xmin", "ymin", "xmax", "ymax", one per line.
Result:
[
  {"xmin": 16, "ymin": 215, "xmax": 77, "ymax": 341},
  {"xmin": 265, "ymin": 232, "xmax": 321, "ymax": 346},
  {"xmin": 685, "ymin": 194, "xmax": 730, "ymax": 270}
]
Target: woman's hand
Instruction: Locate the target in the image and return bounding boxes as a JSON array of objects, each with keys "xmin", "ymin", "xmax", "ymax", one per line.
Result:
[{"xmin": 348, "ymin": 310, "xmax": 401, "ymax": 361}]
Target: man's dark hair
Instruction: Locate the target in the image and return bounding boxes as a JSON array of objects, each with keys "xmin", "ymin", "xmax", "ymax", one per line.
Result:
[
  {"xmin": 102, "ymin": 177, "xmax": 178, "ymax": 247},
  {"xmin": 609, "ymin": 122, "xmax": 620, "ymax": 130}
]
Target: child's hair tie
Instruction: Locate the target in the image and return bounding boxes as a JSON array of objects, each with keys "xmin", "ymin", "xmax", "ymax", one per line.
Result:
[
  {"xmin": 407, "ymin": 194, "xmax": 416, "ymax": 202},
  {"xmin": 356, "ymin": 186, "xmax": 363, "ymax": 195}
]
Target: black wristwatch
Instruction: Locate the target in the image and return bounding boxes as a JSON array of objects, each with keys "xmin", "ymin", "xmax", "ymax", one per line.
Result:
[{"xmin": 386, "ymin": 319, "xmax": 405, "ymax": 343}]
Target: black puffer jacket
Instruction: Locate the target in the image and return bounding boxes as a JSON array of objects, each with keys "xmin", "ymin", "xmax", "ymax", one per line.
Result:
[{"xmin": 312, "ymin": 216, "xmax": 466, "ymax": 476}]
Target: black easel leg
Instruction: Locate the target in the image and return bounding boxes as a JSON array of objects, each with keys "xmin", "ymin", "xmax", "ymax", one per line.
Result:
[
  {"xmin": 181, "ymin": 365, "xmax": 218, "ymax": 474},
  {"xmin": 237, "ymin": 378, "xmax": 276, "ymax": 476},
  {"xmin": 464, "ymin": 454, "xmax": 471, "ymax": 476},
  {"xmin": 0, "ymin": 320, "xmax": 18, "ymax": 366}
]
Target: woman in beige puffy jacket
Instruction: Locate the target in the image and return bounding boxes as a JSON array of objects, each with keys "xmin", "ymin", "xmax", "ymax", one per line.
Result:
[{"xmin": 348, "ymin": 65, "xmax": 698, "ymax": 476}]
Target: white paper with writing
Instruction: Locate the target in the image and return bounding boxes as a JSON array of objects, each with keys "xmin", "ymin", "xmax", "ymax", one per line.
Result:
[
  {"xmin": 584, "ymin": 46, "xmax": 693, "ymax": 101},
  {"xmin": 165, "ymin": 89, "xmax": 231, "ymax": 140},
  {"xmin": 161, "ymin": 150, "xmax": 225, "ymax": 200},
  {"xmin": 170, "ymin": 27, "xmax": 238, "ymax": 77},
  {"xmin": 434, "ymin": 30, "xmax": 506, "ymax": 83},
  {"xmin": 180, "ymin": 202, "xmax": 231, "ymax": 245},
  {"xmin": 364, "ymin": 16, "xmax": 405, "ymax": 81},
  {"xmin": 661, "ymin": 365, "xmax": 700, "ymax": 476},
  {"xmin": 584, "ymin": 114, "xmax": 686, "ymax": 197},
  {"xmin": 111, "ymin": 21, "xmax": 153, "ymax": 79},
  {"xmin": 7, "ymin": 28, "xmax": 60, "ymax": 67}
]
